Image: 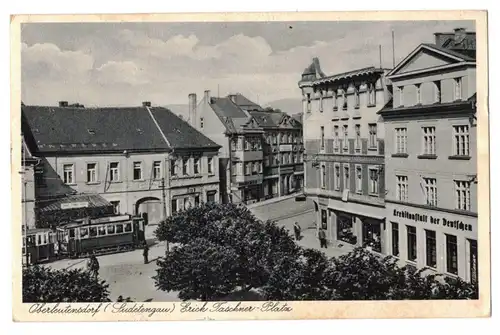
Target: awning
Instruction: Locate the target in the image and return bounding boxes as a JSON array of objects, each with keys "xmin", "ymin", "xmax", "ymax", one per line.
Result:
[{"xmin": 38, "ymin": 194, "xmax": 112, "ymax": 213}]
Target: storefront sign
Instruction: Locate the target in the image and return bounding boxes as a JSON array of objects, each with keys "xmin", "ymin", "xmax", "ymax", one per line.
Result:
[
  {"xmin": 393, "ymin": 209, "xmax": 473, "ymax": 232},
  {"xmin": 61, "ymin": 202, "xmax": 89, "ymax": 210},
  {"xmin": 91, "ymin": 215, "xmax": 130, "ymax": 224}
]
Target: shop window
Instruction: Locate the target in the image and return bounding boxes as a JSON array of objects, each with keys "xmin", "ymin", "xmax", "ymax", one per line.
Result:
[
  {"xmin": 391, "ymin": 222, "xmax": 399, "ymax": 257},
  {"xmin": 425, "ymin": 230, "xmax": 437, "ymax": 268},
  {"xmin": 469, "ymin": 239, "xmax": 478, "ymax": 284},
  {"xmin": 362, "ymin": 222, "xmax": 381, "ymax": 252},
  {"xmin": 171, "ymin": 199, "xmax": 177, "ymax": 213},
  {"xmin": 321, "ymin": 209, "xmax": 327, "ymax": 229},
  {"xmin": 407, "ymin": 225, "xmax": 417, "ymax": 262},
  {"xmin": 337, "ymin": 214, "xmax": 357, "ymax": 245},
  {"xmin": 207, "ymin": 191, "xmax": 216, "ymax": 203},
  {"xmin": 195, "ymin": 195, "xmax": 200, "ymax": 207},
  {"xmin": 446, "ymin": 234, "xmax": 458, "ymax": 275}
]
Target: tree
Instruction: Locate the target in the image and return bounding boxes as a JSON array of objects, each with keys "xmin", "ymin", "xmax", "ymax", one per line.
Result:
[
  {"xmin": 153, "ymin": 238, "xmax": 240, "ymax": 301},
  {"xmin": 22, "ymin": 265, "xmax": 110, "ymax": 302},
  {"xmin": 154, "ymin": 202, "xmax": 301, "ymax": 298}
]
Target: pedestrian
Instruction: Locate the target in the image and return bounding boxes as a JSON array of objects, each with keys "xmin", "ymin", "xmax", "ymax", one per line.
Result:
[
  {"xmin": 87, "ymin": 253, "xmax": 99, "ymax": 280},
  {"xmin": 293, "ymin": 222, "xmax": 302, "ymax": 241},
  {"xmin": 143, "ymin": 244, "xmax": 150, "ymax": 264},
  {"xmin": 318, "ymin": 228, "xmax": 327, "ymax": 249}
]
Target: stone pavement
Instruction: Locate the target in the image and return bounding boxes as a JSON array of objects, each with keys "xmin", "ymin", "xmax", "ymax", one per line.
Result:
[{"xmin": 250, "ymin": 195, "xmax": 315, "ymax": 222}]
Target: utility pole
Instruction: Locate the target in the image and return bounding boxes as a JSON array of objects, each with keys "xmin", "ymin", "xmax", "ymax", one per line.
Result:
[{"xmin": 161, "ymin": 177, "xmax": 169, "ymax": 253}]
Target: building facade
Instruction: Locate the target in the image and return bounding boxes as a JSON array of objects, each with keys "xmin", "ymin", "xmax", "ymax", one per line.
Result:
[
  {"xmin": 22, "ymin": 101, "xmax": 221, "ymax": 227},
  {"xmin": 299, "ymin": 58, "xmax": 392, "ymax": 251},
  {"xmin": 379, "ymin": 28, "xmax": 478, "ymax": 283},
  {"xmin": 191, "ymin": 91, "xmax": 304, "ymax": 205},
  {"xmin": 21, "ymin": 135, "xmax": 39, "ymax": 229}
]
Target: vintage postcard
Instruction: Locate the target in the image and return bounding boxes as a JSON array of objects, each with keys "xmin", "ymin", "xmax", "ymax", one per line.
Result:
[{"xmin": 11, "ymin": 11, "xmax": 490, "ymax": 321}]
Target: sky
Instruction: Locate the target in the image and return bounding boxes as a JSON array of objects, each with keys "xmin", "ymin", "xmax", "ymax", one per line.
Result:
[{"xmin": 21, "ymin": 20, "xmax": 476, "ymax": 107}]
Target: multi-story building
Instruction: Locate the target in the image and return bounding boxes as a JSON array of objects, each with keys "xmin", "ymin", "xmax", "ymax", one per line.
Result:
[
  {"xmin": 379, "ymin": 28, "xmax": 478, "ymax": 282},
  {"xmin": 21, "ymin": 134, "xmax": 39, "ymax": 229},
  {"xmin": 299, "ymin": 58, "xmax": 391, "ymax": 250},
  {"xmin": 21, "ymin": 101, "xmax": 221, "ymax": 227},
  {"xmin": 191, "ymin": 91, "xmax": 304, "ymax": 204}
]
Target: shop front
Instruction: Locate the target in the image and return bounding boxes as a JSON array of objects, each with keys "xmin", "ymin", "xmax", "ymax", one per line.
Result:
[{"xmin": 386, "ymin": 202, "xmax": 478, "ymax": 283}]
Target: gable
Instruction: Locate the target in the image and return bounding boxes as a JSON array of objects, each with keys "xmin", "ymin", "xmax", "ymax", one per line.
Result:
[{"xmin": 398, "ymin": 49, "xmax": 455, "ymax": 74}]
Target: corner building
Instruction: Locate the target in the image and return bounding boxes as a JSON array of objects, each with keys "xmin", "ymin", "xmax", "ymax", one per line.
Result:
[
  {"xmin": 299, "ymin": 58, "xmax": 392, "ymax": 251},
  {"xmin": 379, "ymin": 28, "xmax": 478, "ymax": 283}
]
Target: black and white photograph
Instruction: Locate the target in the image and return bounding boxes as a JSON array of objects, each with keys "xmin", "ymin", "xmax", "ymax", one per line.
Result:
[{"xmin": 12, "ymin": 11, "xmax": 490, "ymax": 320}]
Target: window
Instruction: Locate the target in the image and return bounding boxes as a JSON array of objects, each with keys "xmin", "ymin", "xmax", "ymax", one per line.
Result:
[
  {"xmin": 343, "ymin": 125, "xmax": 348, "ymax": 150},
  {"xmin": 320, "ymin": 164, "xmax": 326, "ymax": 189},
  {"xmin": 282, "ymin": 133, "xmax": 288, "ymax": 144},
  {"xmin": 207, "ymin": 191, "xmax": 216, "ymax": 203},
  {"xmin": 320, "ymin": 126, "xmax": 325, "ymax": 150},
  {"xmin": 306, "ymin": 93, "xmax": 311, "ymax": 113},
  {"xmin": 153, "ymin": 161, "xmax": 162, "ymax": 179},
  {"xmin": 342, "ymin": 89, "xmax": 347, "ymax": 109},
  {"xmin": 125, "ymin": 223, "xmax": 132, "ymax": 232},
  {"xmin": 446, "ymin": 234, "xmax": 458, "ymax": 275},
  {"xmin": 469, "ymin": 239, "xmax": 478, "ymax": 284},
  {"xmin": 368, "ymin": 124, "xmax": 377, "ymax": 148},
  {"xmin": 422, "ymin": 127, "xmax": 436, "ymax": 155},
  {"xmin": 231, "ymin": 162, "xmax": 237, "ymax": 176},
  {"xmin": 264, "ymin": 156, "xmax": 269, "ymax": 167},
  {"xmin": 182, "ymin": 157, "xmax": 189, "ymax": 175},
  {"xmin": 90, "ymin": 227, "xmax": 98, "ymax": 238},
  {"xmin": 368, "ymin": 82, "xmax": 376, "ymax": 105},
  {"xmin": 319, "ymin": 90, "xmax": 323, "ymax": 112},
  {"xmin": 107, "ymin": 225, "xmax": 115, "ymax": 234},
  {"xmin": 424, "ymin": 178, "xmax": 437, "ymax": 207},
  {"xmin": 355, "ymin": 124, "xmax": 361, "ymax": 151},
  {"xmin": 98, "ymin": 226, "xmax": 106, "ymax": 236},
  {"xmin": 259, "ymin": 162, "xmax": 263, "ymax": 173},
  {"xmin": 395, "ymin": 127, "xmax": 407, "ymax": 154},
  {"xmin": 369, "ymin": 168, "xmax": 379, "ymax": 194},
  {"xmin": 334, "ymin": 165, "xmax": 340, "ymax": 190},
  {"xmin": 170, "ymin": 159, "xmax": 178, "ymax": 176},
  {"xmin": 115, "ymin": 224, "xmax": 123, "ymax": 234},
  {"xmin": 333, "ymin": 126, "xmax": 339, "ymax": 150},
  {"xmin": 398, "ymin": 86, "xmax": 404, "ymax": 106},
  {"xmin": 407, "ymin": 225, "xmax": 417, "ymax": 262},
  {"xmin": 109, "ymin": 162, "xmax": 119, "ymax": 181},
  {"xmin": 453, "ymin": 125, "xmax": 470, "ymax": 156},
  {"xmin": 171, "ymin": 199, "xmax": 177, "ymax": 213},
  {"xmin": 434, "ymin": 81, "xmax": 441, "ymax": 103},
  {"xmin": 354, "ymin": 87, "xmax": 360, "ymax": 108},
  {"xmin": 195, "ymin": 195, "xmax": 200, "ymax": 207},
  {"xmin": 252, "ymin": 162, "xmax": 259, "ymax": 174},
  {"xmin": 273, "ymin": 155, "xmax": 279, "ymax": 166},
  {"xmin": 208, "ymin": 157, "xmax": 214, "ymax": 174},
  {"xmin": 184, "ymin": 197, "xmax": 190, "ymax": 210},
  {"xmin": 231, "ymin": 138, "xmax": 237, "ymax": 151},
  {"xmin": 133, "ymin": 162, "xmax": 142, "ymax": 180},
  {"xmin": 63, "ymin": 164, "xmax": 74, "ymax": 184},
  {"xmin": 425, "ymin": 230, "xmax": 437, "ymax": 268},
  {"xmin": 293, "ymin": 153, "xmax": 297, "ymax": 164},
  {"xmin": 415, "ymin": 84, "xmax": 422, "ymax": 104},
  {"xmin": 454, "ymin": 77, "xmax": 462, "ymax": 100},
  {"xmin": 245, "ymin": 138, "xmax": 251, "ymax": 151},
  {"xmin": 80, "ymin": 228, "xmax": 89, "ymax": 238},
  {"xmin": 355, "ymin": 166, "xmax": 362, "ymax": 193},
  {"xmin": 194, "ymin": 157, "xmax": 200, "ymax": 174},
  {"xmin": 86, "ymin": 163, "xmax": 97, "ymax": 183},
  {"xmin": 343, "ymin": 165, "xmax": 350, "ymax": 191},
  {"xmin": 333, "ymin": 90, "xmax": 338, "ymax": 110},
  {"xmin": 272, "ymin": 134, "xmax": 277, "ymax": 145},
  {"xmin": 200, "ymin": 117, "xmax": 204, "ymax": 128},
  {"xmin": 245, "ymin": 163, "xmax": 251, "ymax": 175},
  {"xmin": 110, "ymin": 201, "xmax": 120, "ymax": 214},
  {"xmin": 299, "ymin": 152, "xmax": 304, "ymax": 163},
  {"xmin": 392, "ymin": 222, "xmax": 399, "ymax": 256},
  {"xmin": 455, "ymin": 180, "xmax": 471, "ymax": 211},
  {"xmin": 395, "ymin": 175, "xmax": 409, "ymax": 202}
]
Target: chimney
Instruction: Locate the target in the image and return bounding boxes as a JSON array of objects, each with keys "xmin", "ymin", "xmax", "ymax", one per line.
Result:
[
  {"xmin": 204, "ymin": 90, "xmax": 211, "ymax": 103},
  {"xmin": 188, "ymin": 93, "xmax": 197, "ymax": 127},
  {"xmin": 142, "ymin": 101, "xmax": 151, "ymax": 107},
  {"xmin": 59, "ymin": 101, "xmax": 68, "ymax": 107}
]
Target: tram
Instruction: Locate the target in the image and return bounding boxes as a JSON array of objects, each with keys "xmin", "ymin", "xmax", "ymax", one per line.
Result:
[
  {"xmin": 57, "ymin": 214, "xmax": 146, "ymax": 258},
  {"xmin": 22, "ymin": 227, "xmax": 57, "ymax": 265}
]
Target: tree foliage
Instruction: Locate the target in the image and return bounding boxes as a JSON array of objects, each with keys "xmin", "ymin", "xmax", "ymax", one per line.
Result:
[
  {"xmin": 154, "ymin": 202, "xmax": 300, "ymax": 298},
  {"xmin": 154, "ymin": 203, "xmax": 478, "ymax": 301},
  {"xmin": 22, "ymin": 265, "xmax": 110, "ymax": 303}
]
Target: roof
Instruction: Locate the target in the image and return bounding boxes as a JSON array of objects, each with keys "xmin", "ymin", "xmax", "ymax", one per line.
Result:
[
  {"xmin": 22, "ymin": 105, "xmax": 220, "ymax": 154},
  {"xmin": 228, "ymin": 94, "xmax": 263, "ymax": 111},
  {"xmin": 38, "ymin": 193, "xmax": 112, "ymax": 213},
  {"xmin": 421, "ymin": 43, "xmax": 476, "ymax": 62},
  {"xmin": 248, "ymin": 110, "xmax": 301, "ymax": 129},
  {"xmin": 313, "ymin": 66, "xmax": 385, "ymax": 85},
  {"xmin": 378, "ymin": 95, "xmax": 476, "ymax": 118},
  {"xmin": 301, "ymin": 57, "xmax": 326, "ymax": 81}
]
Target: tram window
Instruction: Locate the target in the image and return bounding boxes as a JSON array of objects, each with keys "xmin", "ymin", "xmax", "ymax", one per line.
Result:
[
  {"xmin": 69, "ymin": 229, "xmax": 75, "ymax": 238},
  {"xmin": 125, "ymin": 223, "xmax": 132, "ymax": 232},
  {"xmin": 37, "ymin": 235, "xmax": 41, "ymax": 245},
  {"xmin": 107, "ymin": 225, "xmax": 115, "ymax": 234},
  {"xmin": 22, "ymin": 239, "xmax": 25, "ymax": 248},
  {"xmin": 43, "ymin": 234, "xmax": 47, "ymax": 245},
  {"xmin": 80, "ymin": 228, "xmax": 89, "ymax": 238},
  {"xmin": 116, "ymin": 224, "xmax": 124, "ymax": 233},
  {"xmin": 98, "ymin": 226, "xmax": 106, "ymax": 236},
  {"xmin": 89, "ymin": 227, "xmax": 98, "ymax": 238}
]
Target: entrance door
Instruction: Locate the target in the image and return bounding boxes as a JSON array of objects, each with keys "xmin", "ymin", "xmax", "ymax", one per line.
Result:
[{"xmin": 362, "ymin": 221, "xmax": 382, "ymax": 252}]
